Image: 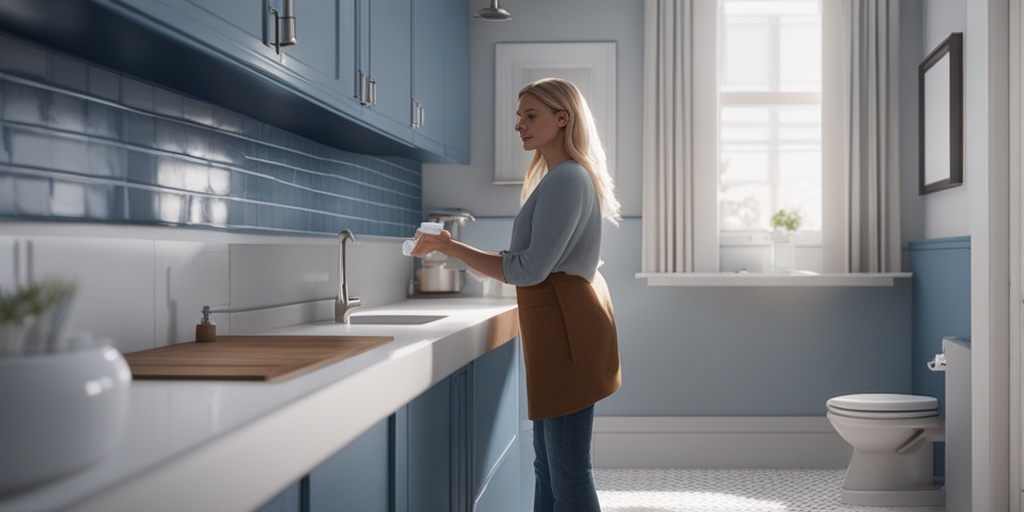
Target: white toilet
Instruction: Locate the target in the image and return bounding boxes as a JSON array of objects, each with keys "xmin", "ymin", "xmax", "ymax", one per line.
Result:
[{"xmin": 826, "ymin": 393, "xmax": 945, "ymax": 507}]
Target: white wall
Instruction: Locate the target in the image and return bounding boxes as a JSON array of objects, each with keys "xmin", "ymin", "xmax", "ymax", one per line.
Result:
[
  {"xmin": 0, "ymin": 223, "xmax": 412, "ymax": 355},
  {"xmin": 920, "ymin": 0, "xmax": 972, "ymax": 239},
  {"xmin": 422, "ymin": 0, "xmax": 644, "ymax": 217},
  {"xmin": 920, "ymin": 0, "xmax": 1013, "ymax": 509}
]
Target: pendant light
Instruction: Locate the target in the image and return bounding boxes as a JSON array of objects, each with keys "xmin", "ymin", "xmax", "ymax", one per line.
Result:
[{"xmin": 474, "ymin": 0, "xmax": 512, "ymax": 21}]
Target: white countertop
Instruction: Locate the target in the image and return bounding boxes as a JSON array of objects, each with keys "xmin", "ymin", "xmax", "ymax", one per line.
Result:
[{"xmin": 0, "ymin": 298, "xmax": 518, "ymax": 512}]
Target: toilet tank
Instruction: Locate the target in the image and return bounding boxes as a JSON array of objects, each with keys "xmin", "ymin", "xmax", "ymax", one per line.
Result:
[{"xmin": 943, "ymin": 337, "xmax": 971, "ymax": 512}]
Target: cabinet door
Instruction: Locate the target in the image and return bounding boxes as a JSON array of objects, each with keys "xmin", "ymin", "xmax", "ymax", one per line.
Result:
[
  {"xmin": 362, "ymin": 0, "xmax": 413, "ymax": 141},
  {"xmin": 406, "ymin": 375, "xmax": 452, "ymax": 512},
  {"xmin": 308, "ymin": 417, "xmax": 391, "ymax": 512},
  {"xmin": 451, "ymin": 367, "xmax": 471, "ymax": 512},
  {"xmin": 471, "ymin": 340, "xmax": 523, "ymax": 511},
  {"xmin": 442, "ymin": 0, "xmax": 470, "ymax": 162},
  {"xmin": 339, "ymin": 0, "xmax": 361, "ymax": 106},
  {"xmin": 254, "ymin": 480, "xmax": 303, "ymax": 512},
  {"xmin": 277, "ymin": 0, "xmax": 360, "ymax": 114},
  {"xmin": 411, "ymin": 0, "xmax": 446, "ymax": 154},
  {"xmin": 278, "ymin": 0, "xmax": 336, "ymax": 78}
]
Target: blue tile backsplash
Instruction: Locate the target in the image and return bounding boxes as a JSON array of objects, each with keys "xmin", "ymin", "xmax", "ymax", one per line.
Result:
[{"xmin": 0, "ymin": 32, "xmax": 422, "ymax": 237}]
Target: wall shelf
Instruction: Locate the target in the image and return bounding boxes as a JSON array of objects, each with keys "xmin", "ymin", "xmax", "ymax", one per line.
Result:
[{"xmin": 636, "ymin": 272, "xmax": 912, "ymax": 287}]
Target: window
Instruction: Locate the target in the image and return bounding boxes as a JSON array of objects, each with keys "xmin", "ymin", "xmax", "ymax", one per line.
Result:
[
  {"xmin": 718, "ymin": 0, "xmax": 823, "ymax": 273},
  {"xmin": 641, "ymin": 0, "xmax": 900, "ymax": 279}
]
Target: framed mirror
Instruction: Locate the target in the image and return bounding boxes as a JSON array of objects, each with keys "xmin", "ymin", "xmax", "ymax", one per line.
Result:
[{"xmin": 918, "ymin": 32, "xmax": 963, "ymax": 195}]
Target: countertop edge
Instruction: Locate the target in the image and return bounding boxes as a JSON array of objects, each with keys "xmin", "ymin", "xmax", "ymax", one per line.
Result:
[{"xmin": 3, "ymin": 301, "xmax": 518, "ymax": 512}]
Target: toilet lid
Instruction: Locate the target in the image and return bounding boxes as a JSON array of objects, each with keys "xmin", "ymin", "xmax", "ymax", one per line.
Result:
[{"xmin": 827, "ymin": 393, "xmax": 939, "ymax": 415}]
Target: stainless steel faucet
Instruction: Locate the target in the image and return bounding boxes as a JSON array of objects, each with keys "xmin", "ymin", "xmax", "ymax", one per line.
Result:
[{"xmin": 335, "ymin": 229, "xmax": 361, "ymax": 323}]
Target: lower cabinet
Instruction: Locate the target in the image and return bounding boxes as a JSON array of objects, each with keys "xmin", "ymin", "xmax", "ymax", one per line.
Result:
[
  {"xmin": 256, "ymin": 338, "xmax": 523, "ymax": 512},
  {"xmin": 308, "ymin": 418, "xmax": 392, "ymax": 512},
  {"xmin": 470, "ymin": 338, "xmax": 523, "ymax": 511},
  {"xmin": 403, "ymin": 365, "xmax": 463, "ymax": 512}
]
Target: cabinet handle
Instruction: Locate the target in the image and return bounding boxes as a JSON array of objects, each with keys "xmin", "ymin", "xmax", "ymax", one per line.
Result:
[
  {"xmin": 419, "ymin": 103, "xmax": 425, "ymax": 128},
  {"xmin": 358, "ymin": 70, "xmax": 367, "ymax": 105},
  {"xmin": 410, "ymin": 100, "xmax": 425, "ymax": 129},
  {"xmin": 369, "ymin": 78, "xmax": 377, "ymax": 106}
]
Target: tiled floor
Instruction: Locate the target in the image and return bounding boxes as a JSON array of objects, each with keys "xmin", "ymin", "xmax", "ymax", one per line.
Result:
[{"xmin": 594, "ymin": 468, "xmax": 945, "ymax": 512}]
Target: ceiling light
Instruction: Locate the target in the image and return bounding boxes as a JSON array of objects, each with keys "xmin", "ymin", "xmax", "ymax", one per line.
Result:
[{"xmin": 474, "ymin": 0, "xmax": 512, "ymax": 21}]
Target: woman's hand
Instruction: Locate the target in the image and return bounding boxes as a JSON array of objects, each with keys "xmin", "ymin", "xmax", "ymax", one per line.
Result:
[{"xmin": 410, "ymin": 229, "xmax": 452, "ymax": 258}]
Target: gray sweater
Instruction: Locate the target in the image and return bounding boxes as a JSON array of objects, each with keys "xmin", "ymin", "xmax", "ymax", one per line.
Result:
[{"xmin": 502, "ymin": 160, "xmax": 603, "ymax": 286}]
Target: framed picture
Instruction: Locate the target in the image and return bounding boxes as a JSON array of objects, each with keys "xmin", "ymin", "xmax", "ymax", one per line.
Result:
[
  {"xmin": 493, "ymin": 42, "xmax": 616, "ymax": 184},
  {"xmin": 919, "ymin": 32, "xmax": 963, "ymax": 195}
]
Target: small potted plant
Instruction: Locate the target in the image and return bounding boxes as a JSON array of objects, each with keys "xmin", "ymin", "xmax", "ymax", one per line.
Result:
[
  {"xmin": 0, "ymin": 278, "xmax": 78, "ymax": 356},
  {"xmin": 0, "ymin": 278, "xmax": 132, "ymax": 495},
  {"xmin": 769, "ymin": 209, "xmax": 802, "ymax": 273},
  {"xmin": 770, "ymin": 209, "xmax": 802, "ymax": 236}
]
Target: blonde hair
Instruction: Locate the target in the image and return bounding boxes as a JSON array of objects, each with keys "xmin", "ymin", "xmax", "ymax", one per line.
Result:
[{"xmin": 518, "ymin": 78, "xmax": 621, "ymax": 224}]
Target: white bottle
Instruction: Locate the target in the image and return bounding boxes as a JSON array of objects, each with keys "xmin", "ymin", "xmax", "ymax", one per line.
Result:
[{"xmin": 402, "ymin": 222, "xmax": 445, "ymax": 256}]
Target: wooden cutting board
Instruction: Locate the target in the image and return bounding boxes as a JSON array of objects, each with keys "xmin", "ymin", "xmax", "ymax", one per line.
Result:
[{"xmin": 124, "ymin": 335, "xmax": 393, "ymax": 382}]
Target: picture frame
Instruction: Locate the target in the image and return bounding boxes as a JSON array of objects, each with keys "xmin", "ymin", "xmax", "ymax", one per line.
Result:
[
  {"xmin": 493, "ymin": 42, "xmax": 616, "ymax": 184},
  {"xmin": 918, "ymin": 32, "xmax": 963, "ymax": 195}
]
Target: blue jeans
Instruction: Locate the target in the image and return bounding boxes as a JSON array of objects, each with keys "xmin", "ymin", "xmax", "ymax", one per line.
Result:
[{"xmin": 532, "ymin": 405, "xmax": 601, "ymax": 512}]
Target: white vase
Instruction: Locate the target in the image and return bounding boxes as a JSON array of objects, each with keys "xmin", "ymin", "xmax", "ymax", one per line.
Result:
[
  {"xmin": 771, "ymin": 232, "xmax": 795, "ymax": 274},
  {"xmin": 0, "ymin": 345, "xmax": 132, "ymax": 496},
  {"xmin": 0, "ymin": 318, "xmax": 34, "ymax": 356}
]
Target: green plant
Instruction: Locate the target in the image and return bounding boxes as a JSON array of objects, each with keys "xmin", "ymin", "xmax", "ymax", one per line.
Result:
[
  {"xmin": 770, "ymin": 209, "xmax": 802, "ymax": 233},
  {"xmin": 0, "ymin": 279, "xmax": 78, "ymax": 326}
]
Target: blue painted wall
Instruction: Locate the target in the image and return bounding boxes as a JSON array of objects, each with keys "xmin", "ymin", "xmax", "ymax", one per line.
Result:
[
  {"xmin": 0, "ymin": 32, "xmax": 421, "ymax": 237},
  {"xmin": 463, "ymin": 218, "xmax": 915, "ymax": 417},
  {"xmin": 908, "ymin": 236, "xmax": 970, "ymax": 480},
  {"xmin": 909, "ymin": 236, "xmax": 971, "ymax": 402}
]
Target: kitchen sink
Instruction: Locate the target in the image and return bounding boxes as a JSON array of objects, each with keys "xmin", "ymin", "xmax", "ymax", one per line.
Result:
[{"xmin": 347, "ymin": 314, "xmax": 447, "ymax": 325}]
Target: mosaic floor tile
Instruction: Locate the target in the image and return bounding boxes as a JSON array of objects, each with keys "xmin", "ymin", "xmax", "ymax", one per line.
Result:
[{"xmin": 595, "ymin": 468, "xmax": 945, "ymax": 512}]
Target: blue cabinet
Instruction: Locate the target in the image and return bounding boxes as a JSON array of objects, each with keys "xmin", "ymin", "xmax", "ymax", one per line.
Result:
[
  {"xmin": 403, "ymin": 369, "xmax": 459, "ymax": 512},
  {"xmin": 470, "ymin": 340, "xmax": 523, "ymax": 511},
  {"xmin": 0, "ymin": 0, "xmax": 467, "ymax": 162},
  {"xmin": 411, "ymin": 0, "xmax": 470, "ymax": 162},
  {"xmin": 441, "ymin": 0, "xmax": 470, "ymax": 162},
  {"xmin": 309, "ymin": 418, "xmax": 392, "ymax": 512},
  {"xmin": 402, "ymin": 340, "xmax": 523, "ymax": 512},
  {"xmin": 255, "ymin": 480, "xmax": 303, "ymax": 512},
  {"xmin": 364, "ymin": 0, "xmax": 413, "ymax": 142},
  {"xmin": 411, "ymin": 0, "xmax": 447, "ymax": 155},
  {"xmin": 255, "ymin": 339, "xmax": 523, "ymax": 512}
]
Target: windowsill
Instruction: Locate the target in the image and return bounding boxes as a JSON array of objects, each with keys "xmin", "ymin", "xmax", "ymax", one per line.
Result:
[{"xmin": 635, "ymin": 272, "xmax": 912, "ymax": 287}]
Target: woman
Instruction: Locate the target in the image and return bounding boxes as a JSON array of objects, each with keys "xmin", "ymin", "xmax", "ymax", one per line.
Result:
[{"xmin": 410, "ymin": 77, "xmax": 621, "ymax": 512}]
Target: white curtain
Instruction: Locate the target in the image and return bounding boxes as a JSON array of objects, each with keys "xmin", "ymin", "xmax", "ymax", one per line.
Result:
[
  {"xmin": 642, "ymin": 0, "xmax": 901, "ymax": 275},
  {"xmin": 823, "ymin": 0, "xmax": 902, "ymax": 273},
  {"xmin": 641, "ymin": 0, "xmax": 717, "ymax": 274}
]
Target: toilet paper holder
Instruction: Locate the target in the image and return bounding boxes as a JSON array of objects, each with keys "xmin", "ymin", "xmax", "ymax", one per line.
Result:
[{"xmin": 927, "ymin": 352, "xmax": 947, "ymax": 372}]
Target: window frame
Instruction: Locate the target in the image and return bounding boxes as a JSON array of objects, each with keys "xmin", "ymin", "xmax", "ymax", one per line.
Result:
[{"xmin": 683, "ymin": 0, "xmax": 844, "ymax": 274}]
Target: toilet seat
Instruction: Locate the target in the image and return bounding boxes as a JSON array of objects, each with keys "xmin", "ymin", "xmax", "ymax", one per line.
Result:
[{"xmin": 827, "ymin": 393, "xmax": 939, "ymax": 420}]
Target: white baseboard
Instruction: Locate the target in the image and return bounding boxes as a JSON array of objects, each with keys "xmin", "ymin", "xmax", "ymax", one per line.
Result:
[{"xmin": 593, "ymin": 416, "xmax": 852, "ymax": 469}]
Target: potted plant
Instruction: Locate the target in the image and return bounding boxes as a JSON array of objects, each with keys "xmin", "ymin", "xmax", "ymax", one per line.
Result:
[
  {"xmin": 0, "ymin": 278, "xmax": 78, "ymax": 356},
  {"xmin": 769, "ymin": 209, "xmax": 802, "ymax": 273},
  {"xmin": 0, "ymin": 278, "xmax": 133, "ymax": 495},
  {"xmin": 770, "ymin": 208, "xmax": 802, "ymax": 236}
]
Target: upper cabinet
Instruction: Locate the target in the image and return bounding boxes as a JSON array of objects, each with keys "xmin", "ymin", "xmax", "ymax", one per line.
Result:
[
  {"xmin": 411, "ymin": 0, "xmax": 447, "ymax": 156},
  {"xmin": 351, "ymin": 0, "xmax": 414, "ymax": 144},
  {"xmin": 0, "ymin": 0, "xmax": 468, "ymax": 163},
  {"xmin": 441, "ymin": 0, "xmax": 470, "ymax": 163},
  {"xmin": 411, "ymin": 0, "xmax": 469, "ymax": 162}
]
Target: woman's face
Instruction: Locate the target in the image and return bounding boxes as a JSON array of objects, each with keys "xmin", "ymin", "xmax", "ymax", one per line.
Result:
[{"xmin": 515, "ymin": 93, "xmax": 567, "ymax": 154}]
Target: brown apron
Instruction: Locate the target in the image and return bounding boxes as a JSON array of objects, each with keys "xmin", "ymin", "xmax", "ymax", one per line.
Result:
[{"xmin": 516, "ymin": 271, "xmax": 621, "ymax": 420}]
